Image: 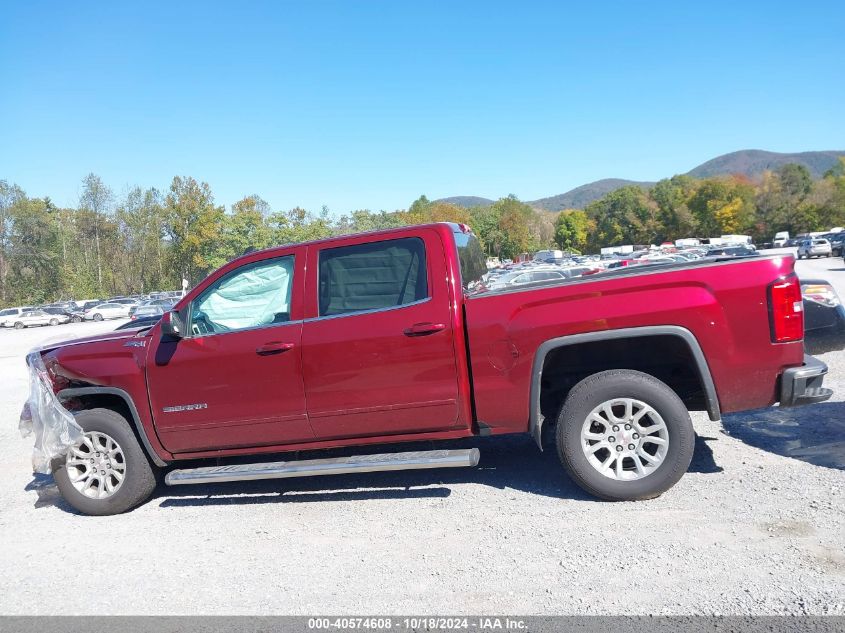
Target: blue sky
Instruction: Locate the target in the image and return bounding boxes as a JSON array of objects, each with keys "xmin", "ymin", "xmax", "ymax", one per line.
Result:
[{"xmin": 2, "ymin": 1, "xmax": 843, "ymax": 213}]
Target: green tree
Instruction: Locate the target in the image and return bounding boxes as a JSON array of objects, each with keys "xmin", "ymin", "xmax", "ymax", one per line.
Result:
[
  {"xmin": 0, "ymin": 181, "xmax": 25, "ymax": 303},
  {"xmin": 585, "ymin": 186, "xmax": 657, "ymax": 248},
  {"xmin": 755, "ymin": 165, "xmax": 817, "ymax": 238},
  {"xmin": 468, "ymin": 205, "xmax": 506, "ymax": 256},
  {"xmin": 489, "ymin": 195, "xmax": 538, "ymax": 258},
  {"xmin": 116, "ymin": 187, "xmax": 168, "ymax": 293},
  {"xmin": 554, "ymin": 209, "xmax": 590, "ymax": 251},
  {"xmin": 269, "ymin": 206, "xmax": 333, "ymax": 245},
  {"xmin": 688, "ymin": 178, "xmax": 755, "ymax": 237},
  {"xmin": 78, "ymin": 173, "xmax": 113, "ymax": 292},
  {"xmin": 224, "ymin": 195, "xmax": 275, "ymax": 258},
  {"xmin": 650, "ymin": 175, "xmax": 697, "ymax": 241},
  {"xmin": 777, "ymin": 163, "xmax": 812, "ymax": 197},
  {"xmin": 7, "ymin": 197, "xmax": 61, "ymax": 303},
  {"xmin": 164, "ymin": 176, "xmax": 226, "ymax": 284}
]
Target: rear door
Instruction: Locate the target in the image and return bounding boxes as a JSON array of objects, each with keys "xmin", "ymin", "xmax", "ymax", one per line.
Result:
[{"xmin": 301, "ymin": 229, "xmax": 461, "ymax": 440}]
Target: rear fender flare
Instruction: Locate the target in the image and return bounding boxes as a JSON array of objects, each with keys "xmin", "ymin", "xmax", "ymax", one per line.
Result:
[{"xmin": 528, "ymin": 325, "xmax": 721, "ymax": 449}]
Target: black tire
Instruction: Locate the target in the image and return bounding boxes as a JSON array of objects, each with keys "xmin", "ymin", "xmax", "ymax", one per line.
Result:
[
  {"xmin": 14, "ymin": 321, "xmax": 23, "ymax": 329},
  {"xmin": 72, "ymin": 315, "xmax": 82, "ymax": 323},
  {"xmin": 49, "ymin": 318, "xmax": 59, "ymax": 326},
  {"xmin": 93, "ymin": 313, "xmax": 103, "ymax": 321},
  {"xmin": 53, "ymin": 408, "xmax": 158, "ymax": 515},
  {"xmin": 555, "ymin": 370, "xmax": 694, "ymax": 501}
]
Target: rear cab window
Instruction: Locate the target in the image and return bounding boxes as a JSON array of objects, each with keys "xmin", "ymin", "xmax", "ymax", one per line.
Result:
[
  {"xmin": 452, "ymin": 227, "xmax": 486, "ymax": 293},
  {"xmin": 318, "ymin": 237, "xmax": 428, "ymax": 317}
]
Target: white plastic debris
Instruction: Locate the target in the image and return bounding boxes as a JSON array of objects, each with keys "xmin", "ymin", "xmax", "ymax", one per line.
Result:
[{"xmin": 19, "ymin": 351, "xmax": 83, "ymax": 474}]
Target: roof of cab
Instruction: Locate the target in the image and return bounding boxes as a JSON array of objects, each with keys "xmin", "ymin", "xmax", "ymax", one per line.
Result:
[{"xmin": 227, "ymin": 222, "xmax": 466, "ymax": 267}]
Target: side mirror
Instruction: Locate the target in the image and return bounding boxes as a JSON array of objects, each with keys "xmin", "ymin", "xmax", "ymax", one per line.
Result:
[{"xmin": 160, "ymin": 311, "xmax": 185, "ymax": 340}]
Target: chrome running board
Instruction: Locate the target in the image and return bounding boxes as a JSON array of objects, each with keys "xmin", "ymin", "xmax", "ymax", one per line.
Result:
[{"xmin": 164, "ymin": 448, "xmax": 480, "ymax": 486}]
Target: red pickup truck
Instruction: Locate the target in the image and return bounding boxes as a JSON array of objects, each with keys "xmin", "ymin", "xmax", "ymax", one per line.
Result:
[{"xmin": 32, "ymin": 223, "xmax": 831, "ymax": 515}]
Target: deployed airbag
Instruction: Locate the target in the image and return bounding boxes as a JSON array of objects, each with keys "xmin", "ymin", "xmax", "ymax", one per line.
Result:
[{"xmin": 197, "ymin": 258, "xmax": 293, "ymax": 330}]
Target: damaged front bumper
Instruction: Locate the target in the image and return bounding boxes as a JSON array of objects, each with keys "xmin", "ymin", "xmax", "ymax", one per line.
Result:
[
  {"xmin": 20, "ymin": 351, "xmax": 84, "ymax": 474},
  {"xmin": 779, "ymin": 354, "xmax": 833, "ymax": 407}
]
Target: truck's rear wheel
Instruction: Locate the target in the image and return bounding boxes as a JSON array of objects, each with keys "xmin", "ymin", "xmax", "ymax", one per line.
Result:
[
  {"xmin": 53, "ymin": 408, "xmax": 157, "ymax": 515},
  {"xmin": 556, "ymin": 370, "xmax": 694, "ymax": 501}
]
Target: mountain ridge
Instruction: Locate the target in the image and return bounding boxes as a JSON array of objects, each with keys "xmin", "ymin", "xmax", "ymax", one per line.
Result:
[{"xmin": 435, "ymin": 149, "xmax": 845, "ymax": 211}]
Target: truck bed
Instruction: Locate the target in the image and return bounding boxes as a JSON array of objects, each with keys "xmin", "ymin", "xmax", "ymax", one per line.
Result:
[{"xmin": 464, "ymin": 254, "xmax": 804, "ymax": 435}]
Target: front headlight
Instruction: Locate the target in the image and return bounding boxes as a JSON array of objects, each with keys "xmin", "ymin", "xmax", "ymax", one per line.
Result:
[{"xmin": 801, "ymin": 283, "xmax": 841, "ymax": 308}]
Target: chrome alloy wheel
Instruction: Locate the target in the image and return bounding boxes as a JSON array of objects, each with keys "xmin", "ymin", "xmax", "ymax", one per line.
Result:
[
  {"xmin": 66, "ymin": 431, "xmax": 127, "ymax": 499},
  {"xmin": 580, "ymin": 398, "xmax": 669, "ymax": 481}
]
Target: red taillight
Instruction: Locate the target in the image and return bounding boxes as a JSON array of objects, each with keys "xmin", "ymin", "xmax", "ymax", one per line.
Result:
[{"xmin": 768, "ymin": 274, "xmax": 803, "ymax": 343}]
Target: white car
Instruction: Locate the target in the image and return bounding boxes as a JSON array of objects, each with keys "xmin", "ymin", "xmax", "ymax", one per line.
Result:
[
  {"xmin": 486, "ymin": 269, "xmax": 567, "ymax": 289},
  {"xmin": 797, "ymin": 238, "xmax": 832, "ymax": 259},
  {"xmin": 83, "ymin": 303, "xmax": 132, "ymax": 321},
  {"xmin": 1, "ymin": 309, "xmax": 70, "ymax": 329},
  {"xmin": 0, "ymin": 306, "xmax": 35, "ymax": 322}
]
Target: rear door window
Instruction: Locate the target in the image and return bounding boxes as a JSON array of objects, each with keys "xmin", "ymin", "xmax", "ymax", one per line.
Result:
[{"xmin": 318, "ymin": 237, "xmax": 428, "ymax": 317}]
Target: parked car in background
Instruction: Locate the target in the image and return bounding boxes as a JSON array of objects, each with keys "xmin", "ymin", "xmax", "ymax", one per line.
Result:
[
  {"xmin": 559, "ymin": 266, "xmax": 597, "ymax": 278},
  {"xmin": 485, "ymin": 268, "xmax": 567, "ymax": 289},
  {"xmin": 42, "ymin": 306, "xmax": 83, "ymax": 323},
  {"xmin": 79, "ymin": 300, "xmax": 105, "ymax": 312},
  {"xmin": 83, "ymin": 303, "xmax": 132, "ymax": 321},
  {"xmin": 0, "ymin": 307, "xmax": 35, "ymax": 323},
  {"xmin": 797, "ymin": 238, "xmax": 832, "ymax": 259},
  {"xmin": 130, "ymin": 304, "xmax": 166, "ymax": 320},
  {"xmin": 130, "ymin": 298, "xmax": 174, "ymax": 316},
  {"xmin": 1, "ymin": 309, "xmax": 69, "ymax": 328},
  {"xmin": 706, "ymin": 245, "xmax": 758, "ymax": 257},
  {"xmin": 146, "ymin": 298, "xmax": 176, "ymax": 307},
  {"xmin": 115, "ymin": 315, "xmax": 162, "ymax": 331},
  {"xmin": 605, "ymin": 259, "xmax": 638, "ymax": 269},
  {"xmin": 826, "ymin": 232, "xmax": 845, "ymax": 257},
  {"xmin": 111, "ymin": 298, "xmax": 141, "ymax": 307}
]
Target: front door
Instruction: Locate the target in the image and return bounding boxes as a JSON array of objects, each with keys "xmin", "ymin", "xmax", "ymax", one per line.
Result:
[
  {"xmin": 301, "ymin": 231, "xmax": 461, "ymax": 440},
  {"xmin": 146, "ymin": 250, "xmax": 313, "ymax": 453}
]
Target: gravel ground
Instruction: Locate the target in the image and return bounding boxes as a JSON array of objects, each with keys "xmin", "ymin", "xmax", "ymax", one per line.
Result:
[{"xmin": 0, "ymin": 257, "xmax": 843, "ymax": 615}]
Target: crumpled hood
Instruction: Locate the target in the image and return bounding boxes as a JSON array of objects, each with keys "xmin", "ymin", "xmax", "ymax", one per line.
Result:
[{"xmin": 34, "ymin": 329, "xmax": 141, "ymax": 355}]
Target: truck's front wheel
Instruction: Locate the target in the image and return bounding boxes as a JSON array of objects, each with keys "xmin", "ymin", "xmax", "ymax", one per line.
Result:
[
  {"xmin": 556, "ymin": 370, "xmax": 694, "ymax": 501},
  {"xmin": 53, "ymin": 408, "xmax": 158, "ymax": 515}
]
